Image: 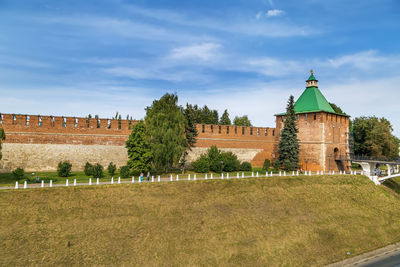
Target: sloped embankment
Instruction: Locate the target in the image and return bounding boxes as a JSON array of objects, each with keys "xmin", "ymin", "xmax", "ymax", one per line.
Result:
[{"xmin": 1, "ymin": 175, "xmax": 400, "ymax": 266}]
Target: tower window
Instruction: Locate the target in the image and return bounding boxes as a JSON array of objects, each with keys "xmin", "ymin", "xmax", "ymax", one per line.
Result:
[
  {"xmin": 107, "ymin": 119, "xmax": 111, "ymax": 129},
  {"xmin": 242, "ymin": 127, "xmax": 245, "ymax": 135},
  {"xmin": 218, "ymin": 125, "xmax": 221, "ymax": 134},
  {"xmin": 272, "ymin": 129, "xmax": 275, "ymax": 136},
  {"xmin": 38, "ymin": 116, "xmax": 42, "ymax": 127},
  {"xmin": 202, "ymin": 124, "xmax": 205, "ymax": 133},
  {"xmin": 210, "ymin": 125, "xmax": 213, "ymax": 133},
  {"xmin": 13, "ymin": 115, "xmax": 16, "ymax": 124},
  {"xmin": 51, "ymin": 116, "xmax": 55, "ymax": 126},
  {"xmin": 26, "ymin": 115, "xmax": 30, "ymax": 126},
  {"xmin": 62, "ymin": 117, "xmax": 67, "ymax": 127},
  {"xmin": 314, "ymin": 113, "xmax": 317, "ymax": 120},
  {"xmin": 265, "ymin": 128, "xmax": 268, "ymax": 136},
  {"xmin": 250, "ymin": 128, "xmax": 253, "ymax": 135},
  {"xmin": 74, "ymin": 118, "xmax": 78, "ymax": 128}
]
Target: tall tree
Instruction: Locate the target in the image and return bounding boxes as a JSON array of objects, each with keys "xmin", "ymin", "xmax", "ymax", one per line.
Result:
[
  {"xmin": 278, "ymin": 95, "xmax": 300, "ymax": 171},
  {"xmin": 126, "ymin": 121, "xmax": 153, "ymax": 174},
  {"xmin": 353, "ymin": 116, "xmax": 399, "ymax": 160},
  {"xmin": 233, "ymin": 115, "xmax": 252, "ymax": 127},
  {"xmin": 219, "ymin": 109, "xmax": 231, "ymax": 125},
  {"xmin": 180, "ymin": 104, "xmax": 199, "ymax": 173},
  {"xmin": 329, "ymin": 102, "xmax": 347, "ymax": 115},
  {"xmin": 0, "ymin": 127, "xmax": 5, "ymax": 160},
  {"xmin": 145, "ymin": 93, "xmax": 187, "ymax": 172}
]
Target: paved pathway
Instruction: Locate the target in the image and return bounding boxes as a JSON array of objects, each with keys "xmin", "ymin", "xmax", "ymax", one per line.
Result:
[{"xmin": 328, "ymin": 242, "xmax": 400, "ymax": 267}]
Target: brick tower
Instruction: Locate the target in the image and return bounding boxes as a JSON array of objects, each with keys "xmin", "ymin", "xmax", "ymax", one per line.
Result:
[{"xmin": 275, "ymin": 71, "xmax": 351, "ymax": 172}]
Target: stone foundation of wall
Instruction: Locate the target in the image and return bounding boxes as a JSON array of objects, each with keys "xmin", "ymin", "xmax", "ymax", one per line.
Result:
[{"xmin": 0, "ymin": 143, "xmax": 128, "ymax": 173}]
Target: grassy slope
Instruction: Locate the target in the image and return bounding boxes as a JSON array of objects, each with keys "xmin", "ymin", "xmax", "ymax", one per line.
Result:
[{"xmin": 1, "ymin": 175, "xmax": 400, "ymax": 266}]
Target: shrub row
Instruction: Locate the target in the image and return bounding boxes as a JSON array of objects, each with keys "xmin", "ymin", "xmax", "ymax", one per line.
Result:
[{"xmin": 192, "ymin": 146, "xmax": 252, "ymax": 173}]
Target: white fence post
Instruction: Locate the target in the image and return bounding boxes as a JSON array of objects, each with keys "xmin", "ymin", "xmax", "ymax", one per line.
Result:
[
  {"xmin": 73, "ymin": 179, "xmax": 77, "ymax": 186},
  {"xmin": 194, "ymin": 174, "xmax": 197, "ymax": 180},
  {"xmin": 89, "ymin": 178, "xmax": 92, "ymax": 185},
  {"xmin": 15, "ymin": 181, "xmax": 18, "ymax": 189},
  {"xmin": 256, "ymin": 172, "xmax": 259, "ymax": 177},
  {"xmin": 279, "ymin": 171, "xmax": 282, "ymax": 176},
  {"xmin": 283, "ymin": 171, "xmax": 286, "ymax": 176},
  {"xmin": 227, "ymin": 173, "xmax": 229, "ymax": 179},
  {"xmin": 170, "ymin": 175, "xmax": 173, "ymax": 181},
  {"xmin": 96, "ymin": 178, "xmax": 99, "ymax": 185},
  {"xmin": 66, "ymin": 179, "xmax": 69, "ymax": 187},
  {"xmin": 23, "ymin": 181, "xmax": 27, "ymax": 189},
  {"xmin": 50, "ymin": 180, "xmax": 53, "ymax": 187},
  {"xmin": 242, "ymin": 172, "xmax": 244, "ymax": 178},
  {"xmin": 332, "ymin": 170, "xmax": 335, "ymax": 175},
  {"xmin": 221, "ymin": 173, "xmax": 223, "ymax": 179},
  {"xmin": 237, "ymin": 172, "xmax": 239, "ymax": 178},
  {"xmin": 132, "ymin": 176, "xmax": 135, "ymax": 183},
  {"xmin": 188, "ymin": 174, "xmax": 191, "ymax": 181},
  {"xmin": 321, "ymin": 171, "xmax": 324, "ymax": 175},
  {"xmin": 176, "ymin": 175, "xmax": 179, "ymax": 181},
  {"xmin": 111, "ymin": 177, "xmax": 114, "ymax": 184},
  {"xmin": 251, "ymin": 172, "xmax": 254, "ymax": 177},
  {"xmin": 118, "ymin": 177, "xmax": 121, "ymax": 184},
  {"xmin": 152, "ymin": 176, "xmax": 154, "ymax": 182},
  {"xmin": 210, "ymin": 173, "xmax": 213, "ymax": 179},
  {"xmin": 41, "ymin": 180, "xmax": 44, "ymax": 188},
  {"xmin": 296, "ymin": 170, "xmax": 299, "ymax": 176},
  {"xmin": 205, "ymin": 174, "xmax": 208, "ymax": 180},
  {"xmin": 158, "ymin": 175, "xmax": 160, "ymax": 182}
]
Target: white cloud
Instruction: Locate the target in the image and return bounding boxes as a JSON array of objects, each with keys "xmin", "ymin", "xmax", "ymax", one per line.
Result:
[
  {"xmin": 255, "ymin": 12, "xmax": 263, "ymax": 20},
  {"xmin": 266, "ymin": 9, "xmax": 285, "ymax": 17},
  {"xmin": 169, "ymin": 43, "xmax": 221, "ymax": 61}
]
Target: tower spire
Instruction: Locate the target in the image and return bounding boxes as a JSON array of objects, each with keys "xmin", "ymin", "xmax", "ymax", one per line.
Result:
[{"xmin": 306, "ymin": 70, "xmax": 318, "ymax": 88}]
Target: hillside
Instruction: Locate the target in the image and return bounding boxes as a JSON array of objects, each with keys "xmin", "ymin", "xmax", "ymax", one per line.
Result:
[{"xmin": 1, "ymin": 175, "xmax": 400, "ymax": 266}]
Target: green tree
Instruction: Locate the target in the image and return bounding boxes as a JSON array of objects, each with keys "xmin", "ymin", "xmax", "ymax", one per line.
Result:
[
  {"xmin": 353, "ymin": 116, "xmax": 399, "ymax": 160},
  {"xmin": 263, "ymin": 159, "xmax": 271, "ymax": 170},
  {"xmin": 145, "ymin": 93, "xmax": 187, "ymax": 172},
  {"xmin": 180, "ymin": 104, "xmax": 199, "ymax": 173},
  {"xmin": 107, "ymin": 162, "xmax": 117, "ymax": 176},
  {"xmin": 0, "ymin": 127, "xmax": 5, "ymax": 161},
  {"xmin": 329, "ymin": 103, "xmax": 347, "ymax": 115},
  {"xmin": 233, "ymin": 115, "xmax": 252, "ymax": 127},
  {"xmin": 126, "ymin": 120, "xmax": 153, "ymax": 174},
  {"xmin": 278, "ymin": 95, "xmax": 300, "ymax": 171},
  {"xmin": 207, "ymin": 145, "xmax": 223, "ymax": 172},
  {"xmin": 219, "ymin": 109, "xmax": 231, "ymax": 125},
  {"xmin": 57, "ymin": 161, "xmax": 72, "ymax": 177}
]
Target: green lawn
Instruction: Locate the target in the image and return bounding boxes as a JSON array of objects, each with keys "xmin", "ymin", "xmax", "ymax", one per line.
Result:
[{"xmin": 1, "ymin": 175, "xmax": 400, "ymax": 266}]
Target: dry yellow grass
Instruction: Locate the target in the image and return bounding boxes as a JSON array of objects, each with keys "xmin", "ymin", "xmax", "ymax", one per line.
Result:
[{"xmin": 1, "ymin": 175, "xmax": 400, "ymax": 266}]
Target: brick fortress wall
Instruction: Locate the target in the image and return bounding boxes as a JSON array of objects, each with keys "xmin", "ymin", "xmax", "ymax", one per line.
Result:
[
  {"xmin": 0, "ymin": 113, "xmax": 278, "ymax": 172},
  {"xmin": 0, "ymin": 111, "xmax": 350, "ymax": 173}
]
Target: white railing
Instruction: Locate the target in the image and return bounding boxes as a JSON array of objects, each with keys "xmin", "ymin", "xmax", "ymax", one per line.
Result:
[{"xmin": 2, "ymin": 170, "xmax": 363, "ymax": 191}]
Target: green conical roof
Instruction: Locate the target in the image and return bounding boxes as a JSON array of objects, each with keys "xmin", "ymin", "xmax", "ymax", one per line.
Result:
[
  {"xmin": 294, "ymin": 86, "xmax": 335, "ymax": 113},
  {"xmin": 307, "ymin": 73, "xmax": 317, "ymax": 81}
]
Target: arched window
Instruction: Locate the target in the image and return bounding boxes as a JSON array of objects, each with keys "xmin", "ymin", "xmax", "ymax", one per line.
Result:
[{"xmin": 38, "ymin": 116, "xmax": 42, "ymax": 127}]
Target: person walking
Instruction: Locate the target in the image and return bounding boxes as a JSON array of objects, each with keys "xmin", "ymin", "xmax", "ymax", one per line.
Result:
[
  {"xmin": 140, "ymin": 172, "xmax": 143, "ymax": 182},
  {"xmin": 147, "ymin": 171, "xmax": 150, "ymax": 182}
]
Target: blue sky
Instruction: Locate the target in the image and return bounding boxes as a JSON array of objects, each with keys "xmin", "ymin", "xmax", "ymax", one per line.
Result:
[{"xmin": 1, "ymin": 0, "xmax": 399, "ymax": 136}]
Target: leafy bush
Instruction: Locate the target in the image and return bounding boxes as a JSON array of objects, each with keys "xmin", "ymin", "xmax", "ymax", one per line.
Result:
[
  {"xmin": 221, "ymin": 152, "xmax": 240, "ymax": 172},
  {"xmin": 91, "ymin": 163, "xmax": 104, "ymax": 178},
  {"xmin": 12, "ymin": 167, "xmax": 25, "ymax": 180},
  {"xmin": 57, "ymin": 161, "xmax": 72, "ymax": 177},
  {"xmin": 207, "ymin": 146, "xmax": 223, "ymax": 173},
  {"xmin": 240, "ymin": 162, "xmax": 252, "ymax": 171},
  {"xmin": 119, "ymin": 166, "xmax": 130, "ymax": 178},
  {"xmin": 84, "ymin": 162, "xmax": 93, "ymax": 176},
  {"xmin": 107, "ymin": 162, "xmax": 117, "ymax": 176},
  {"xmin": 273, "ymin": 160, "xmax": 281, "ymax": 171},
  {"xmin": 263, "ymin": 159, "xmax": 271, "ymax": 170},
  {"xmin": 192, "ymin": 155, "xmax": 210, "ymax": 173}
]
